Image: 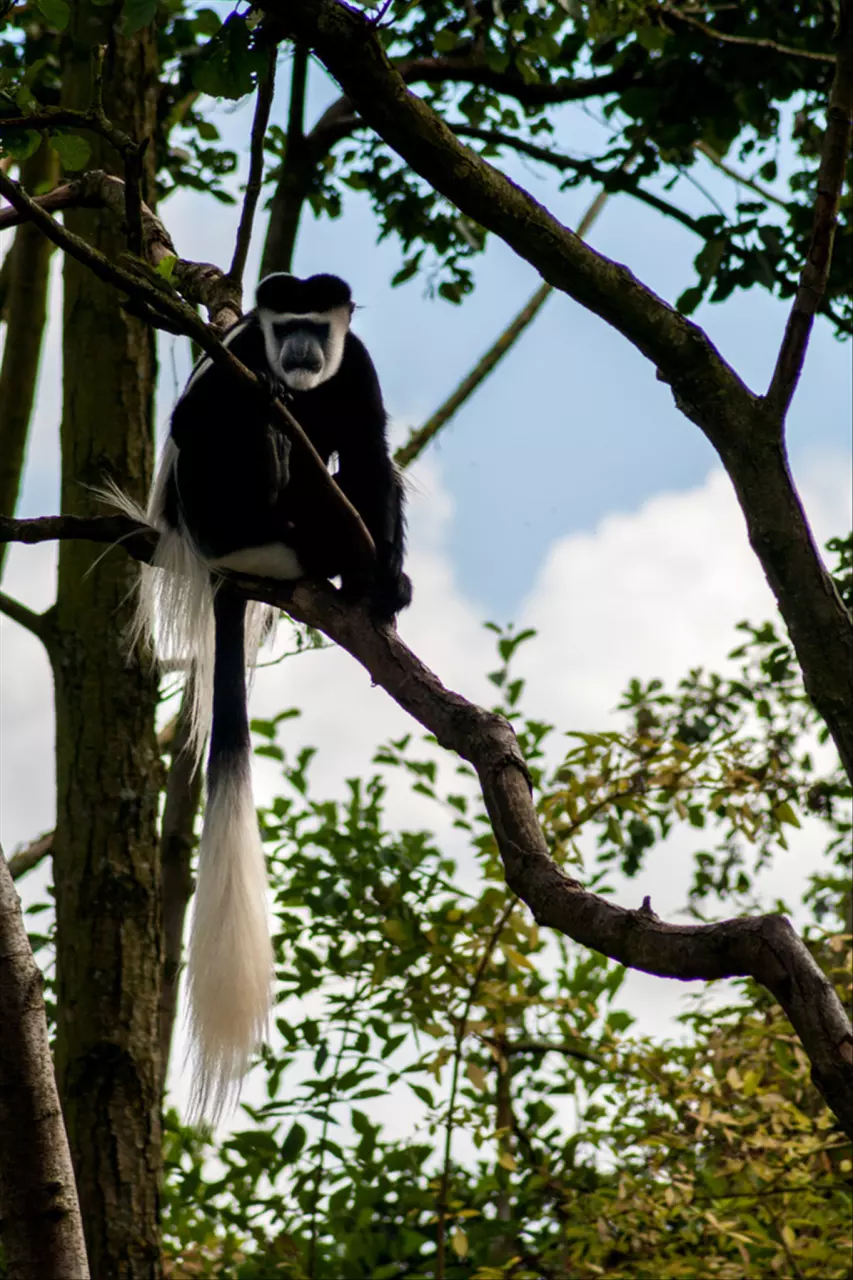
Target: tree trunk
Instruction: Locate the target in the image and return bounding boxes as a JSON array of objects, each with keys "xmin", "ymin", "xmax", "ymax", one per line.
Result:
[
  {"xmin": 0, "ymin": 846, "xmax": 90, "ymax": 1280},
  {"xmin": 51, "ymin": 7, "xmax": 163, "ymax": 1277},
  {"xmin": 0, "ymin": 141, "xmax": 58, "ymax": 581}
]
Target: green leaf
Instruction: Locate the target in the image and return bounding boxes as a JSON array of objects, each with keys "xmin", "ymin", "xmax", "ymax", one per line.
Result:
[
  {"xmin": 33, "ymin": 0, "xmax": 70, "ymax": 29},
  {"xmin": 450, "ymin": 1227, "xmax": 468, "ymax": 1258},
  {"xmin": 773, "ymin": 801, "xmax": 800, "ymax": 828},
  {"xmin": 0, "ymin": 129, "xmax": 43, "ymax": 164},
  {"xmin": 192, "ymin": 15, "xmax": 265, "ymax": 101},
  {"xmin": 122, "ymin": 0, "xmax": 157, "ymax": 34},
  {"xmin": 50, "ymin": 132, "xmax": 91, "ymax": 172},
  {"xmin": 279, "ymin": 1121, "xmax": 306, "ymax": 1164},
  {"xmin": 155, "ymin": 255, "xmax": 177, "ymax": 282},
  {"xmin": 676, "ymin": 284, "xmax": 706, "ymax": 316}
]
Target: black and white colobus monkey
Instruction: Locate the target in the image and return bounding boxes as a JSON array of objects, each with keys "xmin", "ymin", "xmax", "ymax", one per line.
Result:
[{"xmin": 133, "ymin": 273, "xmax": 411, "ymax": 1114}]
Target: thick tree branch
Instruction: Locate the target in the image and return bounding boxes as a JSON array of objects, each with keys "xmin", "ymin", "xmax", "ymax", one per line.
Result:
[
  {"xmin": 766, "ymin": 4, "xmax": 853, "ymax": 414},
  {"xmin": 0, "ymin": 167, "xmax": 376, "ymax": 569},
  {"xmin": 1, "ymin": 512, "xmax": 852, "ymax": 1137},
  {"xmin": 229, "ymin": 45, "xmax": 277, "ymax": 287},
  {"xmin": 260, "ymin": 0, "xmax": 853, "ymax": 786},
  {"xmin": 0, "ymin": 845, "xmax": 90, "ymax": 1279}
]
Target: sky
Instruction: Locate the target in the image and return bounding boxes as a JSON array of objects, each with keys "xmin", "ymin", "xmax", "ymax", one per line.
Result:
[{"xmin": 1, "ymin": 52, "xmax": 851, "ymax": 1113}]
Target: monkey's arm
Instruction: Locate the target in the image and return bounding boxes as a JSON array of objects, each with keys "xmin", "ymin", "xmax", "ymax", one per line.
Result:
[{"xmin": 336, "ymin": 437, "xmax": 412, "ymax": 619}]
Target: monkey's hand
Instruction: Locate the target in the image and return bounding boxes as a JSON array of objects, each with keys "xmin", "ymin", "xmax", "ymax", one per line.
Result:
[
  {"xmin": 341, "ymin": 569, "xmax": 412, "ymax": 622},
  {"xmin": 265, "ymin": 425, "xmax": 292, "ymax": 504}
]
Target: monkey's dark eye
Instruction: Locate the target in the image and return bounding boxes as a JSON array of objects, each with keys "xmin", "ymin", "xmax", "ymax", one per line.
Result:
[{"xmin": 273, "ymin": 320, "xmax": 330, "ymax": 344}]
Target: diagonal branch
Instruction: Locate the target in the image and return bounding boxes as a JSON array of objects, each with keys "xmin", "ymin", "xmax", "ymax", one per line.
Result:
[
  {"xmin": 452, "ymin": 125, "xmax": 707, "ymax": 236},
  {"xmin": 662, "ymin": 3, "xmax": 836, "ymax": 64},
  {"xmin": 1, "ymin": 511, "xmax": 851, "ymax": 1138},
  {"xmin": 229, "ymin": 45, "xmax": 278, "ymax": 287},
  {"xmin": 766, "ymin": 4, "xmax": 853, "ymax": 415},
  {"xmin": 394, "ymin": 186, "xmax": 611, "ymax": 468},
  {"xmin": 7, "ymin": 833, "xmax": 53, "ymax": 882}
]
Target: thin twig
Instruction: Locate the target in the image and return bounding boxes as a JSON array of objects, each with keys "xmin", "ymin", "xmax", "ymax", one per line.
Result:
[
  {"xmin": 766, "ymin": 8, "xmax": 852, "ymax": 414},
  {"xmin": 452, "ymin": 124, "xmax": 706, "ymax": 235},
  {"xmin": 394, "ymin": 185, "xmax": 611, "ymax": 468},
  {"xmin": 436, "ymin": 898, "xmax": 516, "ymax": 1278},
  {"xmin": 307, "ymin": 986, "xmax": 367, "ymax": 1279},
  {"xmin": 694, "ymin": 140, "xmax": 790, "ymax": 211},
  {"xmin": 0, "ymin": 108, "xmax": 137, "ymax": 161},
  {"xmin": 229, "ymin": 46, "xmax": 278, "ymax": 287},
  {"xmin": 7, "ymin": 832, "xmax": 53, "ymax": 881},
  {"xmin": 662, "ymin": 4, "xmax": 836, "ymax": 64}
]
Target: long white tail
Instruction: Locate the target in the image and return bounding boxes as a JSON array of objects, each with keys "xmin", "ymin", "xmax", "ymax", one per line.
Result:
[
  {"xmin": 187, "ymin": 588, "xmax": 273, "ymax": 1118},
  {"xmin": 108, "ymin": 442, "xmax": 275, "ymax": 1114}
]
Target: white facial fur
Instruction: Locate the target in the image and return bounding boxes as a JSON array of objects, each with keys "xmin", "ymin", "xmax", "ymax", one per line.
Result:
[{"xmin": 259, "ymin": 304, "xmax": 351, "ymax": 392}]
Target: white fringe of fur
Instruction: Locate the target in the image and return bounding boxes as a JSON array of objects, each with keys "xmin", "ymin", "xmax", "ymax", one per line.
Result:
[
  {"xmin": 104, "ymin": 440, "xmax": 277, "ymax": 768},
  {"xmin": 188, "ymin": 759, "xmax": 274, "ymax": 1119}
]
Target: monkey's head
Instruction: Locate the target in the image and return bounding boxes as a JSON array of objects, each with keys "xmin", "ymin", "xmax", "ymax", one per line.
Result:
[{"xmin": 256, "ymin": 273, "xmax": 355, "ymax": 392}]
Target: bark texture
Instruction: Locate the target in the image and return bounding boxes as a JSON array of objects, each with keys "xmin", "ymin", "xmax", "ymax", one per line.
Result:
[
  {"xmin": 51, "ymin": 7, "xmax": 163, "ymax": 1277},
  {"xmin": 0, "ymin": 142, "xmax": 58, "ymax": 581},
  {"xmin": 0, "ymin": 847, "xmax": 90, "ymax": 1280}
]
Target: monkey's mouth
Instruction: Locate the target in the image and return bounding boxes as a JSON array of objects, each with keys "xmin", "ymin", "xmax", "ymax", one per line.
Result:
[{"xmin": 282, "ymin": 354, "xmax": 323, "ymax": 374}]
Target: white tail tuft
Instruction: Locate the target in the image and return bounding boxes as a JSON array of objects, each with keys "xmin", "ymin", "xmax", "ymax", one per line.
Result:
[
  {"xmin": 187, "ymin": 760, "xmax": 274, "ymax": 1120},
  {"xmin": 103, "ymin": 442, "xmax": 276, "ymax": 768}
]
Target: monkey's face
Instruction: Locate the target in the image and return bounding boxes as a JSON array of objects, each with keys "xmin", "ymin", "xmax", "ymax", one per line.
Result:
[
  {"xmin": 261, "ymin": 306, "xmax": 352, "ymax": 392},
  {"xmin": 256, "ymin": 273, "xmax": 354, "ymax": 393}
]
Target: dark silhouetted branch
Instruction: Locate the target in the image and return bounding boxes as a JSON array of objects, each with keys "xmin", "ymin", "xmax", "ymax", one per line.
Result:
[
  {"xmin": 766, "ymin": 5, "xmax": 853, "ymax": 414},
  {"xmin": 229, "ymin": 45, "xmax": 278, "ymax": 287},
  {"xmin": 395, "ymin": 187, "xmax": 610, "ymax": 468},
  {"xmin": 662, "ymin": 3, "xmax": 836, "ymax": 63}
]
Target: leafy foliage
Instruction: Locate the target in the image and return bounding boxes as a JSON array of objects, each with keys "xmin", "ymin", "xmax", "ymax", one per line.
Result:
[
  {"xmin": 0, "ymin": 1, "xmax": 849, "ymax": 325},
  {"xmin": 157, "ymin": 542, "xmax": 852, "ymax": 1278}
]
